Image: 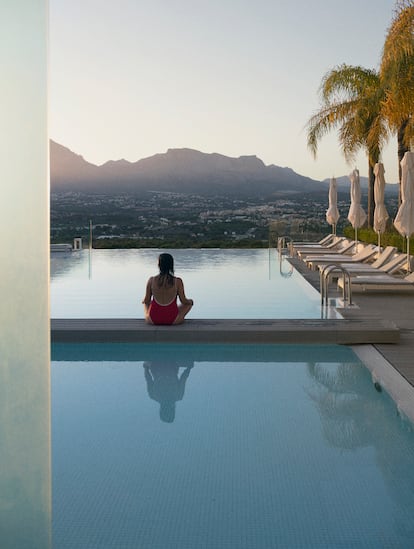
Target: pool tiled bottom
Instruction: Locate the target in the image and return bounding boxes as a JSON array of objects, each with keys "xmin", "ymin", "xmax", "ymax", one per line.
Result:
[{"xmin": 52, "ymin": 344, "xmax": 414, "ymax": 548}]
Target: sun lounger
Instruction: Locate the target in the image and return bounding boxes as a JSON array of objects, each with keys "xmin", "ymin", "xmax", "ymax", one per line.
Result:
[
  {"xmin": 291, "ymin": 234, "xmax": 336, "ymax": 247},
  {"xmin": 305, "ymin": 244, "xmax": 377, "ymax": 270},
  {"xmin": 297, "ymin": 239, "xmax": 355, "ymax": 260},
  {"xmin": 311, "ymin": 245, "xmax": 397, "ymax": 272},
  {"xmin": 332, "ymin": 253, "xmax": 407, "ymax": 277},
  {"xmin": 292, "ymin": 236, "xmax": 346, "ymax": 255},
  {"xmin": 338, "ymin": 271, "xmax": 414, "ymax": 292},
  {"xmin": 351, "ymin": 246, "xmax": 396, "ymax": 269}
]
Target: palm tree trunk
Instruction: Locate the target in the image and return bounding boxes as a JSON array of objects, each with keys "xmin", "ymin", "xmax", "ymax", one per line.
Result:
[{"xmin": 398, "ymin": 119, "xmax": 409, "ymax": 204}]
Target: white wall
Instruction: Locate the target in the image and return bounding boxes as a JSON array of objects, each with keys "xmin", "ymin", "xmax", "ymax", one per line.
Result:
[{"xmin": 0, "ymin": 1, "xmax": 50, "ymax": 547}]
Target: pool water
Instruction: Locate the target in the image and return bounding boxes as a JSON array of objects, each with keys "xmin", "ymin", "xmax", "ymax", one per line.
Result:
[
  {"xmin": 50, "ymin": 248, "xmax": 331, "ymax": 319},
  {"xmin": 52, "ymin": 343, "xmax": 414, "ymax": 548}
]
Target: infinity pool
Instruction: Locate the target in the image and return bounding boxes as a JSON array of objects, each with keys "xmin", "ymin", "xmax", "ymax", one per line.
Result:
[
  {"xmin": 52, "ymin": 343, "xmax": 414, "ymax": 548},
  {"xmin": 51, "ymin": 248, "xmax": 332, "ymax": 319}
]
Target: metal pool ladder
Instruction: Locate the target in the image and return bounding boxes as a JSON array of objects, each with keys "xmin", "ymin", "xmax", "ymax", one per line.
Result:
[
  {"xmin": 277, "ymin": 236, "xmax": 293, "ymax": 256},
  {"xmin": 320, "ymin": 263, "xmax": 353, "ymax": 307}
]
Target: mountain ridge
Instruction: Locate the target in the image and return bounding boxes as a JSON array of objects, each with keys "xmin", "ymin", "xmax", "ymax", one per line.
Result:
[
  {"xmin": 50, "ymin": 140, "xmax": 329, "ymax": 197},
  {"xmin": 51, "ymin": 141, "xmax": 399, "ymax": 197}
]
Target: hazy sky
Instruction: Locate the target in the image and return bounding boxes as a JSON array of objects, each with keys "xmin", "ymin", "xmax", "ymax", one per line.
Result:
[{"xmin": 50, "ymin": 0, "xmax": 400, "ymax": 183}]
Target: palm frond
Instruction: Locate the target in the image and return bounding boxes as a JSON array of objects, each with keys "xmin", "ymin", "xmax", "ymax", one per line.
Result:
[
  {"xmin": 382, "ymin": 4, "xmax": 414, "ymax": 68},
  {"xmin": 321, "ymin": 65, "xmax": 380, "ymax": 103},
  {"xmin": 306, "ymin": 99, "xmax": 359, "ymax": 157},
  {"xmin": 306, "ymin": 64, "xmax": 387, "ymax": 163}
]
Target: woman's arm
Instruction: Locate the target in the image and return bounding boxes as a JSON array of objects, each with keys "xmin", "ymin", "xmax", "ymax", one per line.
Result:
[
  {"xmin": 142, "ymin": 277, "xmax": 153, "ymax": 305},
  {"xmin": 176, "ymin": 277, "xmax": 193, "ymax": 305}
]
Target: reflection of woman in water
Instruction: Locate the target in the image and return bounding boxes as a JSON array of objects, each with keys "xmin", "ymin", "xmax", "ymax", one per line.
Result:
[
  {"xmin": 143, "ymin": 361, "xmax": 194, "ymax": 422},
  {"xmin": 142, "ymin": 253, "xmax": 193, "ymax": 325}
]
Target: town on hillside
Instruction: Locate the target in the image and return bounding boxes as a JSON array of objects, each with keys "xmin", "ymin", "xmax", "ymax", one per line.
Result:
[{"xmin": 50, "ymin": 189, "xmax": 400, "ymax": 249}]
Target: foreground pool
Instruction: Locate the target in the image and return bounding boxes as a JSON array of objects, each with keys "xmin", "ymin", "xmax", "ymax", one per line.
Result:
[{"xmin": 52, "ymin": 344, "xmax": 414, "ymax": 548}]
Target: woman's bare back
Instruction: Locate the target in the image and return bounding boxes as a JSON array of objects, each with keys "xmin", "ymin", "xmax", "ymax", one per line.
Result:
[{"xmin": 150, "ymin": 275, "xmax": 177, "ymax": 305}]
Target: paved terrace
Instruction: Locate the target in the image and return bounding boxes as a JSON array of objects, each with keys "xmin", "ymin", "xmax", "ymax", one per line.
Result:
[{"xmin": 290, "ymin": 257, "xmax": 414, "ymax": 388}]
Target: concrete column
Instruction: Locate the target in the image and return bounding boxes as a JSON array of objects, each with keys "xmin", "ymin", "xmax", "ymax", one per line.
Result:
[{"xmin": 0, "ymin": 2, "xmax": 51, "ymax": 548}]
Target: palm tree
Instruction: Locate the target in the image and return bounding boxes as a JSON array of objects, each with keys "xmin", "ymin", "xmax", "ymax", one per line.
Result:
[
  {"xmin": 381, "ymin": 1, "xmax": 414, "ymax": 194},
  {"xmin": 307, "ymin": 64, "xmax": 388, "ymax": 227}
]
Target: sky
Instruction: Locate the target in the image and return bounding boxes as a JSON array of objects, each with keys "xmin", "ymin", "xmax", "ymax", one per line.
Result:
[{"xmin": 50, "ymin": 0, "xmax": 401, "ymax": 183}]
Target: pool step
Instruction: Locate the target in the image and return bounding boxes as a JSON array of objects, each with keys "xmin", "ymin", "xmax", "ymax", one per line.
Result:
[{"xmin": 51, "ymin": 318, "xmax": 399, "ymax": 345}]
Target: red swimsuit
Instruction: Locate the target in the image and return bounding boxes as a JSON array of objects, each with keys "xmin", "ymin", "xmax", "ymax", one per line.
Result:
[
  {"xmin": 149, "ymin": 278, "xmax": 179, "ymax": 325},
  {"xmin": 148, "ymin": 298, "xmax": 179, "ymax": 325}
]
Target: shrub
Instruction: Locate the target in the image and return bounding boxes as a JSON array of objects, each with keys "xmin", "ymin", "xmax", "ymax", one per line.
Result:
[{"xmin": 342, "ymin": 225, "xmax": 408, "ymax": 252}]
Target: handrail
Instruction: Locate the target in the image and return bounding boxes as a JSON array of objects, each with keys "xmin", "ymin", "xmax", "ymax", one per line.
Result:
[
  {"xmin": 274, "ymin": 236, "xmax": 294, "ymax": 277},
  {"xmin": 277, "ymin": 236, "xmax": 293, "ymax": 256},
  {"xmin": 319, "ymin": 263, "xmax": 353, "ymax": 307}
]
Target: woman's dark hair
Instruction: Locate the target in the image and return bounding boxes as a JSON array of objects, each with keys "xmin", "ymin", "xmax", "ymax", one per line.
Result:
[{"xmin": 158, "ymin": 253, "xmax": 175, "ymax": 286}]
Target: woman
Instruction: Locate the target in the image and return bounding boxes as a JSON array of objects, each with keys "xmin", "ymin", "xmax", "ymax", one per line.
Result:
[{"xmin": 142, "ymin": 253, "xmax": 194, "ymax": 325}]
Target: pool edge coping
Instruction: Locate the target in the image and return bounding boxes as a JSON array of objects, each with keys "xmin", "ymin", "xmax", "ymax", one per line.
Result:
[
  {"xmin": 352, "ymin": 344, "xmax": 414, "ymax": 425},
  {"xmin": 50, "ymin": 318, "xmax": 400, "ymax": 345}
]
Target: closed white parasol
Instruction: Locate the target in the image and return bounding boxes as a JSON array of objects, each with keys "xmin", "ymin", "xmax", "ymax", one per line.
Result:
[
  {"xmin": 373, "ymin": 162, "xmax": 389, "ymax": 250},
  {"xmin": 347, "ymin": 168, "xmax": 367, "ymax": 245},
  {"xmin": 326, "ymin": 177, "xmax": 340, "ymax": 235},
  {"xmin": 394, "ymin": 151, "xmax": 414, "ymax": 272}
]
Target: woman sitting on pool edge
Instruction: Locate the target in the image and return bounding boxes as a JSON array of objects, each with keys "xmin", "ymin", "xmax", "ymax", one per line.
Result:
[{"xmin": 142, "ymin": 253, "xmax": 194, "ymax": 325}]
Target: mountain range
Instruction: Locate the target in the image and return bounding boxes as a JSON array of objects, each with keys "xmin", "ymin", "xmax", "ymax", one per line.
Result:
[
  {"xmin": 50, "ymin": 141, "xmax": 329, "ymax": 197},
  {"xmin": 51, "ymin": 141, "xmax": 398, "ymax": 197}
]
